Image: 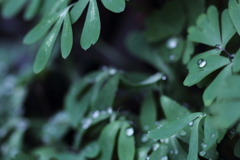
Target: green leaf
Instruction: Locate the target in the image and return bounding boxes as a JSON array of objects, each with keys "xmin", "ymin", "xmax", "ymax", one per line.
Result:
[
  {"xmin": 81, "ymin": 0, "xmax": 101, "ymax": 50},
  {"xmin": 101, "ymin": 0, "xmax": 125, "ymax": 13},
  {"xmin": 2, "ymin": 0, "xmax": 27, "ymax": 18},
  {"xmin": 70, "ymin": 0, "xmax": 89, "ymax": 23},
  {"xmin": 234, "ymin": 139, "xmax": 240, "ymax": 158},
  {"xmin": 209, "ymin": 101, "xmax": 240, "ymax": 128},
  {"xmin": 136, "ymin": 147, "xmax": 151, "ymax": 160},
  {"xmin": 145, "ymin": 0, "xmax": 186, "ymax": 42},
  {"xmin": 221, "ymin": 9, "xmax": 236, "ymax": 46},
  {"xmin": 182, "ymin": 40, "xmax": 194, "ymax": 64},
  {"xmin": 203, "ymin": 64, "xmax": 232, "ymax": 106},
  {"xmin": 99, "ymin": 121, "xmax": 121, "ymax": 160},
  {"xmin": 233, "ymin": 48, "xmax": 240, "ymax": 73},
  {"xmin": 121, "ymin": 72, "xmax": 163, "ymax": 88},
  {"xmin": 183, "ymin": 0, "xmax": 205, "ymax": 26},
  {"xmin": 188, "ymin": 6, "xmax": 221, "ymax": 46},
  {"xmin": 184, "ymin": 50, "xmax": 230, "ymax": 86},
  {"xmin": 229, "ymin": 0, "xmax": 240, "ymax": 35},
  {"xmin": 61, "ymin": 12, "xmax": 73, "ymax": 59},
  {"xmin": 203, "ymin": 116, "xmax": 218, "ymax": 151},
  {"xmin": 13, "ymin": 152, "xmax": 37, "ymax": 160},
  {"xmin": 24, "ymin": 0, "xmax": 41, "ymax": 20},
  {"xmin": 139, "ymin": 92, "xmax": 157, "ymax": 131},
  {"xmin": 168, "ymin": 137, "xmax": 188, "ymax": 160},
  {"xmin": 82, "ymin": 141, "xmax": 100, "ymax": 158},
  {"xmin": 93, "ymin": 74, "xmax": 119, "ymax": 110},
  {"xmin": 118, "ymin": 122, "xmax": 135, "ymax": 160},
  {"xmin": 160, "ymin": 95, "xmax": 190, "ymax": 122},
  {"xmin": 187, "ymin": 117, "xmax": 202, "ymax": 160},
  {"xmin": 33, "ymin": 17, "xmax": 63, "ymax": 73},
  {"xmin": 147, "ymin": 113, "xmax": 202, "ymax": 139},
  {"xmin": 23, "ymin": 12, "xmax": 60, "ymax": 44},
  {"xmin": 149, "ymin": 143, "xmax": 168, "ymax": 160}
]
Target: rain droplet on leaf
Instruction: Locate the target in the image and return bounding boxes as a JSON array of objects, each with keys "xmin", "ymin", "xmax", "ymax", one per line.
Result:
[
  {"xmin": 152, "ymin": 143, "xmax": 160, "ymax": 150},
  {"xmin": 189, "ymin": 121, "xmax": 193, "ymax": 126},
  {"xmin": 179, "ymin": 130, "xmax": 187, "ymax": 136},
  {"xmin": 169, "ymin": 54, "xmax": 175, "ymax": 61},
  {"xmin": 197, "ymin": 59, "xmax": 207, "ymax": 68},
  {"xmin": 161, "ymin": 156, "xmax": 168, "ymax": 160},
  {"xmin": 162, "ymin": 75, "xmax": 167, "ymax": 80},
  {"xmin": 125, "ymin": 127, "xmax": 134, "ymax": 136},
  {"xmin": 166, "ymin": 37, "xmax": 178, "ymax": 49},
  {"xmin": 92, "ymin": 110, "xmax": 100, "ymax": 118},
  {"xmin": 215, "ymin": 44, "xmax": 223, "ymax": 50},
  {"xmin": 199, "ymin": 150, "xmax": 206, "ymax": 156},
  {"xmin": 82, "ymin": 118, "xmax": 92, "ymax": 129}
]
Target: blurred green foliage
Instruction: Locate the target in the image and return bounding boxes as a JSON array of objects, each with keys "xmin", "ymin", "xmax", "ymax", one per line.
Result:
[{"xmin": 1, "ymin": 0, "xmax": 240, "ymax": 160}]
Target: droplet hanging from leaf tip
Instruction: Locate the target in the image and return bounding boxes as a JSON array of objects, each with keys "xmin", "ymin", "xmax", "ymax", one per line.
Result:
[
  {"xmin": 197, "ymin": 59, "xmax": 207, "ymax": 68},
  {"xmin": 215, "ymin": 44, "xmax": 223, "ymax": 50}
]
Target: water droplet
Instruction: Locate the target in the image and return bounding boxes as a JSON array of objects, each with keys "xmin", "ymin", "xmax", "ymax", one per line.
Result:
[
  {"xmin": 92, "ymin": 110, "xmax": 100, "ymax": 119},
  {"xmin": 146, "ymin": 156, "xmax": 150, "ymax": 160},
  {"xmin": 201, "ymin": 143, "xmax": 207, "ymax": 148},
  {"xmin": 101, "ymin": 110, "xmax": 106, "ymax": 115},
  {"xmin": 170, "ymin": 150, "xmax": 174, "ymax": 154},
  {"xmin": 144, "ymin": 125, "xmax": 149, "ymax": 131},
  {"xmin": 166, "ymin": 37, "xmax": 178, "ymax": 49},
  {"xmin": 162, "ymin": 75, "xmax": 167, "ymax": 80},
  {"xmin": 109, "ymin": 68, "xmax": 116, "ymax": 75},
  {"xmin": 197, "ymin": 59, "xmax": 207, "ymax": 68},
  {"xmin": 161, "ymin": 156, "xmax": 168, "ymax": 160},
  {"xmin": 211, "ymin": 133, "xmax": 215, "ymax": 138},
  {"xmin": 141, "ymin": 134, "xmax": 149, "ymax": 143},
  {"xmin": 169, "ymin": 54, "xmax": 175, "ymax": 61},
  {"xmin": 189, "ymin": 121, "xmax": 193, "ymax": 126},
  {"xmin": 160, "ymin": 138, "xmax": 169, "ymax": 144},
  {"xmin": 179, "ymin": 130, "xmax": 187, "ymax": 136},
  {"xmin": 125, "ymin": 127, "xmax": 134, "ymax": 136},
  {"xmin": 82, "ymin": 118, "xmax": 92, "ymax": 129},
  {"xmin": 229, "ymin": 54, "xmax": 235, "ymax": 61},
  {"xmin": 152, "ymin": 143, "xmax": 160, "ymax": 150},
  {"xmin": 199, "ymin": 150, "xmax": 206, "ymax": 156},
  {"xmin": 215, "ymin": 44, "xmax": 223, "ymax": 50},
  {"xmin": 107, "ymin": 108, "xmax": 113, "ymax": 114}
]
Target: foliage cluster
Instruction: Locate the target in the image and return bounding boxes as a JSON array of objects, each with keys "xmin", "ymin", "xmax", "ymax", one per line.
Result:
[{"xmin": 1, "ymin": 0, "xmax": 240, "ymax": 160}]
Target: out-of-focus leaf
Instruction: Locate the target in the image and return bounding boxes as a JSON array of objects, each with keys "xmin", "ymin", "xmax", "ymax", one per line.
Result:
[
  {"xmin": 139, "ymin": 92, "xmax": 157, "ymax": 131},
  {"xmin": 118, "ymin": 122, "xmax": 135, "ymax": 160},
  {"xmin": 229, "ymin": 0, "xmax": 240, "ymax": 35},
  {"xmin": 98, "ymin": 121, "xmax": 121, "ymax": 160},
  {"xmin": 187, "ymin": 117, "xmax": 203, "ymax": 160},
  {"xmin": 149, "ymin": 143, "xmax": 168, "ymax": 160},
  {"xmin": 160, "ymin": 95, "xmax": 189, "ymax": 122},
  {"xmin": 234, "ymin": 139, "xmax": 240, "ymax": 158},
  {"xmin": 182, "ymin": 40, "xmax": 194, "ymax": 64},
  {"xmin": 24, "ymin": 0, "xmax": 41, "ymax": 20},
  {"xmin": 2, "ymin": 0, "xmax": 27, "ymax": 18},
  {"xmin": 13, "ymin": 152, "xmax": 37, "ymax": 160},
  {"xmin": 148, "ymin": 113, "xmax": 202, "ymax": 139},
  {"xmin": 101, "ymin": 0, "xmax": 125, "ymax": 13},
  {"xmin": 33, "ymin": 17, "xmax": 63, "ymax": 73},
  {"xmin": 93, "ymin": 74, "xmax": 119, "ymax": 110},
  {"xmin": 168, "ymin": 136, "xmax": 188, "ymax": 160},
  {"xmin": 145, "ymin": 0, "xmax": 185, "ymax": 42},
  {"xmin": 82, "ymin": 141, "xmax": 100, "ymax": 158},
  {"xmin": 81, "ymin": 0, "xmax": 101, "ymax": 50}
]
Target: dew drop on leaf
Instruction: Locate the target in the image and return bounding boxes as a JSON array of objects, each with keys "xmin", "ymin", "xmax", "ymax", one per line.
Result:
[
  {"xmin": 109, "ymin": 68, "xmax": 116, "ymax": 75},
  {"xmin": 143, "ymin": 125, "xmax": 150, "ymax": 131},
  {"xmin": 197, "ymin": 59, "xmax": 207, "ymax": 68},
  {"xmin": 215, "ymin": 44, "xmax": 223, "ymax": 50},
  {"xmin": 125, "ymin": 127, "xmax": 134, "ymax": 136},
  {"xmin": 141, "ymin": 134, "xmax": 149, "ymax": 143},
  {"xmin": 179, "ymin": 130, "xmax": 187, "ymax": 136},
  {"xmin": 146, "ymin": 156, "xmax": 150, "ymax": 160},
  {"xmin": 166, "ymin": 37, "xmax": 178, "ymax": 49},
  {"xmin": 162, "ymin": 75, "xmax": 167, "ymax": 80},
  {"xmin": 189, "ymin": 121, "xmax": 193, "ymax": 126},
  {"xmin": 107, "ymin": 107, "xmax": 113, "ymax": 114},
  {"xmin": 92, "ymin": 110, "xmax": 100, "ymax": 118},
  {"xmin": 211, "ymin": 133, "xmax": 215, "ymax": 138},
  {"xmin": 161, "ymin": 156, "xmax": 168, "ymax": 160},
  {"xmin": 169, "ymin": 54, "xmax": 175, "ymax": 61},
  {"xmin": 152, "ymin": 143, "xmax": 160, "ymax": 150},
  {"xmin": 199, "ymin": 150, "xmax": 206, "ymax": 156},
  {"xmin": 82, "ymin": 118, "xmax": 92, "ymax": 129}
]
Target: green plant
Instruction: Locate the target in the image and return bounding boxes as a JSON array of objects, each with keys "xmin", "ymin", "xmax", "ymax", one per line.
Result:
[{"xmin": 1, "ymin": 0, "xmax": 240, "ymax": 160}]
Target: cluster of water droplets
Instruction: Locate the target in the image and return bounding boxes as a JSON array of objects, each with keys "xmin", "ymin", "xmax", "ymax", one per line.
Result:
[{"xmin": 101, "ymin": 66, "xmax": 117, "ymax": 75}]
